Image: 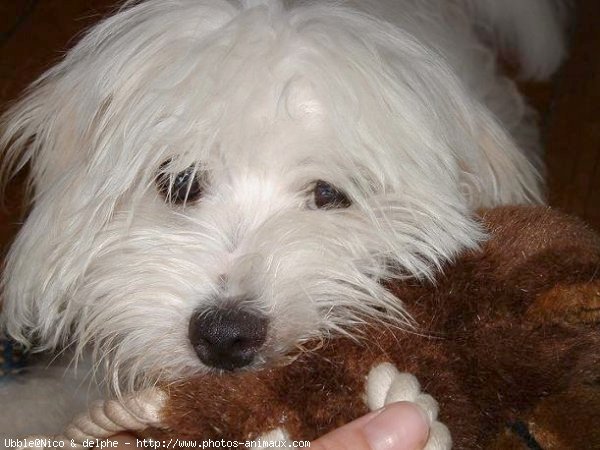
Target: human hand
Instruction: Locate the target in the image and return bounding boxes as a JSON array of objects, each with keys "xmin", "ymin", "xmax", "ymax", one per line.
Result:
[{"xmin": 311, "ymin": 401, "xmax": 429, "ymax": 450}]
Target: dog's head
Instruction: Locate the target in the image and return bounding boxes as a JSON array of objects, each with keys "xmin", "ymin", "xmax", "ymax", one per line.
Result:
[{"xmin": 0, "ymin": 0, "xmax": 539, "ymax": 390}]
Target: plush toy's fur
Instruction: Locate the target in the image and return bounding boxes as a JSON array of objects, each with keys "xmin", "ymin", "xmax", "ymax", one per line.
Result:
[{"xmin": 142, "ymin": 206, "xmax": 600, "ymax": 449}]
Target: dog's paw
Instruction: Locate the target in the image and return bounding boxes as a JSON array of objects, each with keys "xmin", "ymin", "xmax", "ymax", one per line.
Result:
[{"xmin": 366, "ymin": 362, "xmax": 452, "ymax": 450}]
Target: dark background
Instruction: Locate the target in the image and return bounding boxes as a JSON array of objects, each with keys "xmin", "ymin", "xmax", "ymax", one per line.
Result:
[{"xmin": 1, "ymin": 0, "xmax": 599, "ymax": 253}]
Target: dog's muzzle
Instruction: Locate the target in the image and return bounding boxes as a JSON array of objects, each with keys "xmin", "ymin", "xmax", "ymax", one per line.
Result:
[{"xmin": 188, "ymin": 306, "xmax": 268, "ymax": 370}]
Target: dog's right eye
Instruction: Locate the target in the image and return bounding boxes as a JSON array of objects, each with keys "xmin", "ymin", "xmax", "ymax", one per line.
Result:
[
  {"xmin": 311, "ymin": 180, "xmax": 352, "ymax": 209},
  {"xmin": 156, "ymin": 163, "xmax": 204, "ymax": 205}
]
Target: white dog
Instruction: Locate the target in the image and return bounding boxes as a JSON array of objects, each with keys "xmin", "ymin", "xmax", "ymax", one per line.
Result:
[{"xmin": 0, "ymin": 0, "xmax": 565, "ymax": 436}]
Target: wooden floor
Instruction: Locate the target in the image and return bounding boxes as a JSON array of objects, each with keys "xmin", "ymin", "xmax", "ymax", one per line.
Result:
[{"xmin": 1, "ymin": 0, "xmax": 598, "ymax": 253}]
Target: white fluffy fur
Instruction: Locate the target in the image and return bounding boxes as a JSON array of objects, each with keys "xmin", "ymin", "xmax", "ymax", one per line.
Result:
[{"xmin": 0, "ymin": 0, "xmax": 565, "ymax": 435}]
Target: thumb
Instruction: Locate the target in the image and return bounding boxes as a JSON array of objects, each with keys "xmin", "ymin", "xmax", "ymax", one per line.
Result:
[{"xmin": 311, "ymin": 401, "xmax": 430, "ymax": 450}]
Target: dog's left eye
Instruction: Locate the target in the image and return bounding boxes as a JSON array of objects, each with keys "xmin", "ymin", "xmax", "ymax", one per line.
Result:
[
  {"xmin": 156, "ymin": 164, "xmax": 204, "ymax": 205},
  {"xmin": 311, "ymin": 180, "xmax": 351, "ymax": 209}
]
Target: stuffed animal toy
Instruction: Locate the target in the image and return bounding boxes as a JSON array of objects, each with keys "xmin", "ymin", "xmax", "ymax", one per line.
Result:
[{"xmin": 19, "ymin": 206, "xmax": 600, "ymax": 449}]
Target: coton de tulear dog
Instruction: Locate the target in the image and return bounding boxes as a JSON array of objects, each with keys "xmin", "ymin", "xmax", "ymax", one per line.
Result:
[{"xmin": 0, "ymin": 0, "xmax": 566, "ymax": 438}]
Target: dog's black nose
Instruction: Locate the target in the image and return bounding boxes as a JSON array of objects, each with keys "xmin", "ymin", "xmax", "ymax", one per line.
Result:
[{"xmin": 188, "ymin": 307, "xmax": 268, "ymax": 370}]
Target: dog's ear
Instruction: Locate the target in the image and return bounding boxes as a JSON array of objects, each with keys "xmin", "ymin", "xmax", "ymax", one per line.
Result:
[
  {"xmin": 0, "ymin": 69, "xmax": 101, "ymax": 198},
  {"xmin": 1, "ymin": 78, "xmax": 52, "ymax": 194},
  {"xmin": 0, "ymin": 67, "xmax": 119, "ymax": 348},
  {"xmin": 457, "ymin": 102, "xmax": 544, "ymax": 208}
]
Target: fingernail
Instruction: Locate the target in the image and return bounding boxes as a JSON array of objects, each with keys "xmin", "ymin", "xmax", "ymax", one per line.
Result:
[{"xmin": 363, "ymin": 402, "xmax": 430, "ymax": 450}]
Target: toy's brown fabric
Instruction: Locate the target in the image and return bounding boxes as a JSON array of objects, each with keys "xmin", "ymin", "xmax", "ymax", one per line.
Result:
[{"xmin": 143, "ymin": 206, "xmax": 600, "ymax": 449}]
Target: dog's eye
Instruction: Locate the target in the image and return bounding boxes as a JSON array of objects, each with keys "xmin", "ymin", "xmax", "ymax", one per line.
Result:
[
  {"xmin": 312, "ymin": 180, "xmax": 351, "ymax": 209},
  {"xmin": 156, "ymin": 164, "xmax": 204, "ymax": 205}
]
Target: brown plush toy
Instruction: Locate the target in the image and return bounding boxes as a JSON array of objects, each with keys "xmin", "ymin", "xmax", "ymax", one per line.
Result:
[
  {"xmin": 132, "ymin": 207, "xmax": 600, "ymax": 449},
  {"xmin": 136, "ymin": 206, "xmax": 600, "ymax": 449},
  {"xmin": 38, "ymin": 206, "xmax": 599, "ymax": 450}
]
